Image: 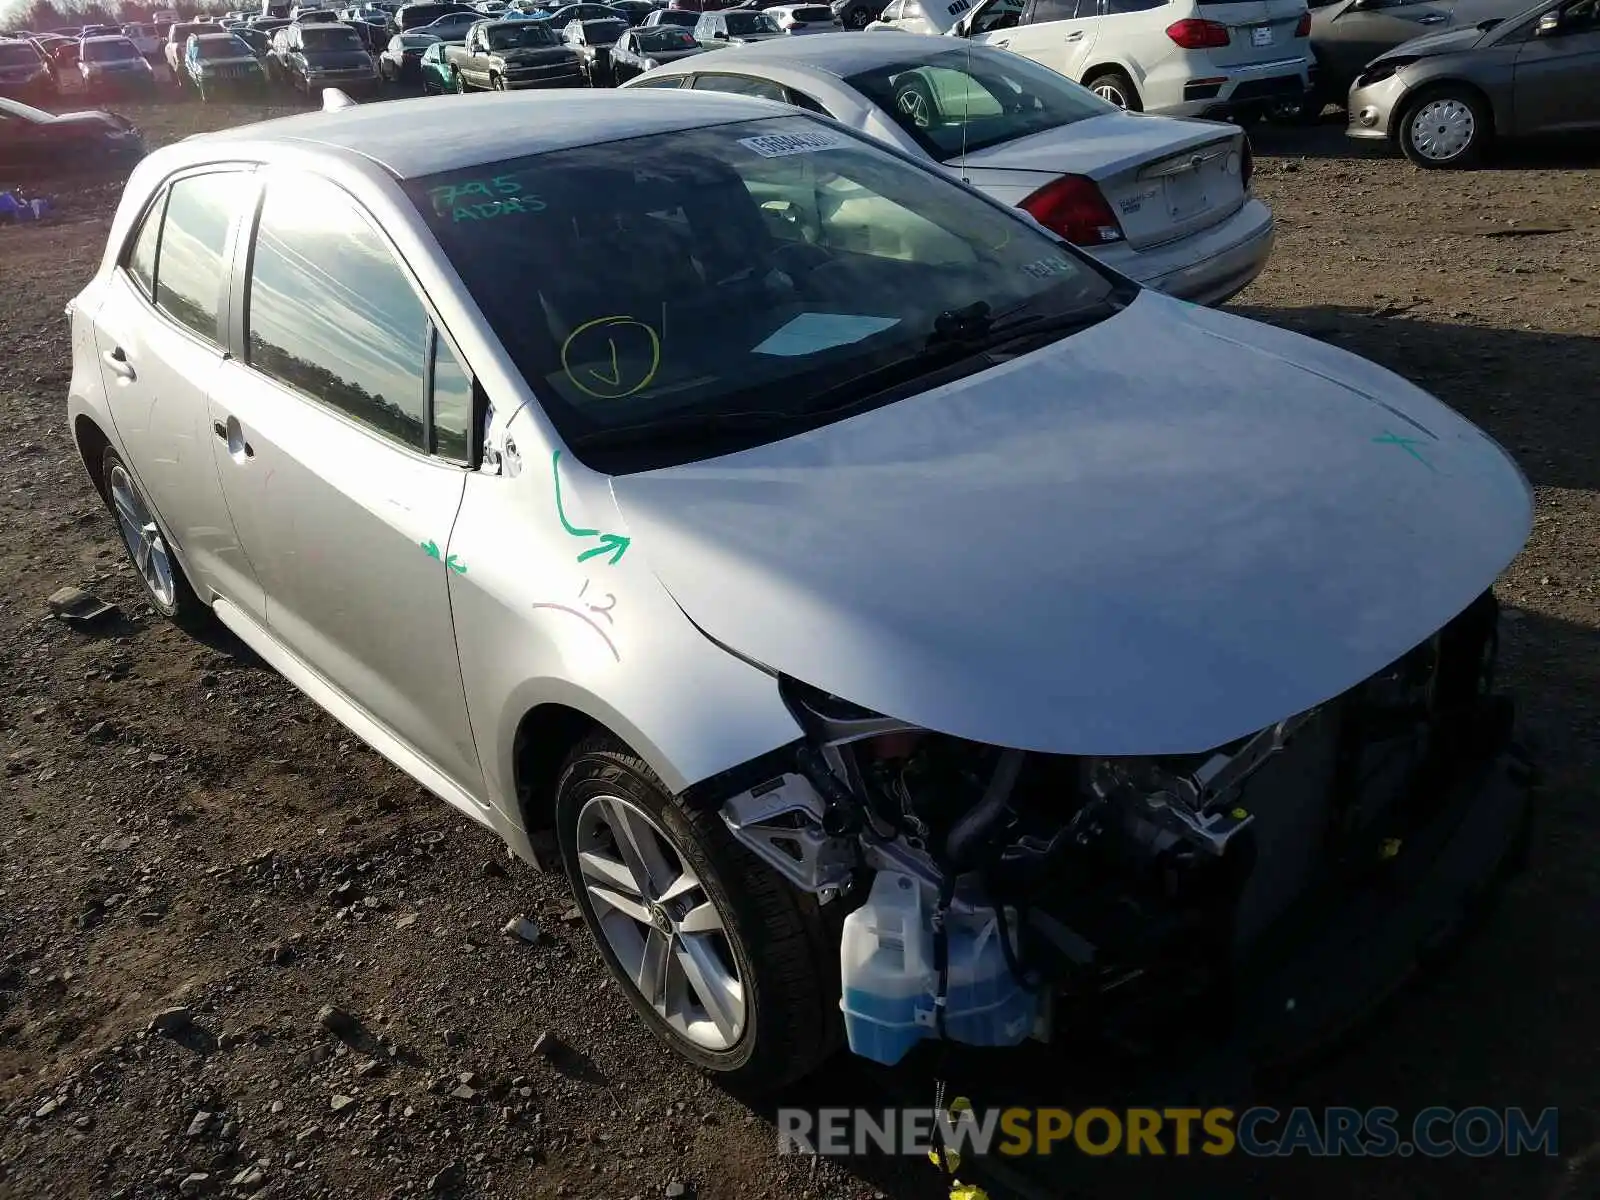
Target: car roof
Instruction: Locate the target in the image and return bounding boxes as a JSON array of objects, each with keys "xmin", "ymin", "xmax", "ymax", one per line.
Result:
[
  {"xmin": 182, "ymin": 89, "xmax": 794, "ymax": 177},
  {"xmin": 666, "ymin": 29, "xmax": 952, "ymax": 73},
  {"xmin": 193, "ymin": 31, "xmax": 242, "ymax": 39}
]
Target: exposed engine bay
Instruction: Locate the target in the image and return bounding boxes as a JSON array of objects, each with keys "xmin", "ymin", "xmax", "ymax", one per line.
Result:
[{"xmin": 715, "ymin": 590, "xmax": 1513, "ymax": 1064}]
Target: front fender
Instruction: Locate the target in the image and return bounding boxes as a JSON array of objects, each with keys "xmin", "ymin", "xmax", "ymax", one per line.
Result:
[{"xmin": 446, "ymin": 403, "xmax": 804, "ymax": 850}]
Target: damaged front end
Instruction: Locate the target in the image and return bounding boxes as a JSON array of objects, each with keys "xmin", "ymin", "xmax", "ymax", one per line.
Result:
[{"xmin": 707, "ymin": 590, "xmax": 1532, "ymax": 1066}]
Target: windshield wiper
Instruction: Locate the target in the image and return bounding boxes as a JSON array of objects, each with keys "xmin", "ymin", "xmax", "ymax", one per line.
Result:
[{"xmin": 566, "ymin": 408, "xmax": 812, "ymax": 453}]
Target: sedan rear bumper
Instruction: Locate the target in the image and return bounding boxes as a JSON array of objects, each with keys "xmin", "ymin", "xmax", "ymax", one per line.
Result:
[{"xmin": 1105, "ymin": 196, "xmax": 1275, "ymax": 307}]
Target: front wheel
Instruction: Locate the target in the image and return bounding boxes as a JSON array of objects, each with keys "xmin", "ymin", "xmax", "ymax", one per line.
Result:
[
  {"xmin": 491, "ymin": 71, "xmax": 506, "ymax": 91},
  {"xmin": 450, "ymin": 66, "xmax": 464, "ymax": 93},
  {"xmin": 555, "ymin": 736, "xmax": 838, "ymax": 1089},
  {"xmin": 1399, "ymin": 86, "xmax": 1488, "ymax": 169},
  {"xmin": 1083, "ymin": 67, "xmax": 1141, "ymax": 112}
]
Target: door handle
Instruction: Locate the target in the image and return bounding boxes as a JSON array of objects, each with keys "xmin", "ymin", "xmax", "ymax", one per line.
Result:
[
  {"xmin": 102, "ymin": 347, "xmax": 136, "ymax": 381},
  {"xmin": 214, "ymin": 414, "xmax": 254, "ymax": 460},
  {"xmin": 1065, "ymin": 29, "xmax": 1083, "ymax": 39}
]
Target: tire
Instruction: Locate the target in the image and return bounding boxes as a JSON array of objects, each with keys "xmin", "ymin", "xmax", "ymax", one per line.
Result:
[
  {"xmin": 845, "ymin": 3, "xmax": 872, "ymax": 26},
  {"xmin": 1398, "ymin": 85, "xmax": 1488, "ymax": 169},
  {"xmin": 555, "ymin": 735, "xmax": 839, "ymax": 1089},
  {"xmin": 893, "ymin": 77, "xmax": 936, "ymax": 128},
  {"xmin": 99, "ymin": 447, "xmax": 207, "ymax": 629},
  {"xmin": 490, "ymin": 72, "xmax": 505, "ymax": 91},
  {"xmin": 1084, "ymin": 67, "xmax": 1141, "ymax": 112},
  {"xmin": 450, "ymin": 66, "xmax": 464, "ymax": 93}
]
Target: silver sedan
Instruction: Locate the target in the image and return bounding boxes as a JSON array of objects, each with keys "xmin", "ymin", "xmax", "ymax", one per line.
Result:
[{"xmin": 622, "ymin": 32, "xmax": 1275, "ymax": 305}]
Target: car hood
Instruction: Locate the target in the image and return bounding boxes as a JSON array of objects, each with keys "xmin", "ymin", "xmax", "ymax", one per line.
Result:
[
  {"xmin": 304, "ymin": 48, "xmax": 374, "ymax": 64},
  {"xmin": 609, "ymin": 291, "xmax": 1532, "ymax": 756},
  {"xmin": 1375, "ymin": 21, "xmax": 1494, "ymax": 60},
  {"xmin": 947, "ymin": 111, "xmax": 1233, "ymax": 180},
  {"xmin": 499, "ymin": 45, "xmax": 578, "ymax": 61}
]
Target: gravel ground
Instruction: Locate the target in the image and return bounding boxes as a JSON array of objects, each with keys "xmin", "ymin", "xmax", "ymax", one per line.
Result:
[{"xmin": 1, "ymin": 97, "xmax": 1596, "ymax": 1200}]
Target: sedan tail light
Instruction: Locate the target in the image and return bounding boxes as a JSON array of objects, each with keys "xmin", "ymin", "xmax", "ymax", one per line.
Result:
[
  {"xmin": 1020, "ymin": 175, "xmax": 1124, "ymax": 247},
  {"xmin": 1165, "ymin": 17, "xmax": 1229, "ymax": 48},
  {"xmin": 1293, "ymin": 9, "xmax": 1310, "ymax": 36},
  {"xmin": 1240, "ymin": 133, "xmax": 1254, "ymax": 190}
]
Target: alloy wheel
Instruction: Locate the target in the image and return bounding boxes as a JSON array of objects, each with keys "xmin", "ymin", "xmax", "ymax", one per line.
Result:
[
  {"xmin": 1091, "ymin": 79, "xmax": 1129, "ymax": 108},
  {"xmin": 107, "ymin": 463, "xmax": 176, "ymax": 610},
  {"xmin": 574, "ymin": 793, "xmax": 746, "ymax": 1052},
  {"xmin": 895, "ymin": 86, "xmax": 931, "ymax": 128},
  {"xmin": 1409, "ymin": 97, "xmax": 1474, "ymax": 162}
]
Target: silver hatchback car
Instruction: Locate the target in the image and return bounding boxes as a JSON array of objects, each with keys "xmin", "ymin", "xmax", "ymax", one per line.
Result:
[{"xmin": 70, "ymin": 89, "xmax": 1533, "ymax": 1086}]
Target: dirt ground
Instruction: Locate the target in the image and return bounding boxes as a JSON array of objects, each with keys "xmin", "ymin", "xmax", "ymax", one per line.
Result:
[{"xmin": 1, "ymin": 97, "xmax": 1597, "ymax": 1200}]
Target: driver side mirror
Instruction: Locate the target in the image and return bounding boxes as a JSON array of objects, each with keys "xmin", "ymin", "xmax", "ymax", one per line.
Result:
[{"xmin": 1535, "ymin": 9, "xmax": 1562, "ymax": 33}]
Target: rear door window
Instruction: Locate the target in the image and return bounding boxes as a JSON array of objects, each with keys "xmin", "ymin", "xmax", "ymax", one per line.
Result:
[{"xmin": 154, "ymin": 171, "xmax": 252, "ymax": 343}]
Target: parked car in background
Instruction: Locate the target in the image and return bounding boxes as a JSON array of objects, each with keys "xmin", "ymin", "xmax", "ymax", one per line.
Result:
[
  {"xmin": 626, "ymin": 34, "xmax": 1273, "ymax": 303},
  {"xmin": 443, "ymin": 18, "xmax": 584, "ymax": 86},
  {"xmin": 608, "ymin": 22, "xmax": 705, "ymax": 76},
  {"xmin": 1307, "ymin": 0, "xmax": 1527, "ymax": 107},
  {"xmin": 185, "ymin": 31, "xmax": 267, "ymax": 97},
  {"xmin": 79, "ymin": 35, "xmax": 157, "ymax": 95},
  {"xmin": 234, "ymin": 26, "xmax": 274, "ymax": 55},
  {"xmin": 1348, "ymin": 0, "xmax": 1600, "ymax": 166},
  {"xmin": 765, "ymin": 2, "xmax": 844, "ymax": 29},
  {"xmin": 420, "ymin": 9, "xmax": 490, "ymax": 34},
  {"xmin": 166, "ymin": 22, "xmax": 211, "ymax": 77},
  {"xmin": 417, "ymin": 35, "xmax": 459, "ymax": 83},
  {"xmin": 280, "ymin": 19, "xmax": 380, "ymax": 90},
  {"xmin": 392, "ymin": 1, "xmax": 480, "ymax": 32},
  {"xmin": 0, "ymin": 39, "xmax": 56, "ymax": 102},
  {"xmin": 694, "ymin": 8, "xmax": 786, "ymax": 41},
  {"xmin": 863, "ymin": 0, "xmax": 942, "ymax": 33},
  {"xmin": 561, "ymin": 15, "xmax": 630, "ymax": 77},
  {"xmin": 78, "ymin": 24, "xmax": 124, "ymax": 39},
  {"xmin": 47, "ymin": 38, "xmax": 83, "ymax": 78},
  {"xmin": 380, "ymin": 29, "xmax": 442, "ymax": 78},
  {"xmin": 832, "ymin": 0, "xmax": 887, "ymax": 26},
  {"xmin": 547, "ymin": 2, "xmax": 630, "ymax": 20},
  {"xmin": 66, "ymin": 88, "xmax": 1534, "ymax": 1092},
  {"xmin": 0, "ymin": 93, "xmax": 143, "ymax": 172},
  {"xmin": 946, "ymin": 0, "xmax": 1315, "ymax": 121},
  {"xmin": 121, "ymin": 23, "xmax": 164, "ymax": 57},
  {"xmin": 641, "ymin": 6, "xmax": 703, "ymax": 22},
  {"xmin": 610, "ymin": 0, "xmax": 664, "ymax": 20}
]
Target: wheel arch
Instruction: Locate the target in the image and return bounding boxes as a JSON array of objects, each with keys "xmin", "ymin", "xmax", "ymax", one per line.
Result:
[
  {"xmin": 73, "ymin": 413, "xmax": 113, "ymax": 503},
  {"xmin": 1080, "ymin": 61, "xmax": 1143, "ymax": 106},
  {"xmin": 1393, "ymin": 76, "xmax": 1499, "ymax": 146},
  {"xmin": 512, "ymin": 701, "xmax": 603, "ymax": 845}
]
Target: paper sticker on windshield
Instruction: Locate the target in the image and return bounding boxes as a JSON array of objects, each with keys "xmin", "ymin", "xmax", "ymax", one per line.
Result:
[
  {"xmin": 1021, "ymin": 256, "xmax": 1075, "ymax": 280},
  {"xmin": 753, "ymin": 313, "xmax": 899, "ymax": 357},
  {"xmin": 738, "ymin": 129, "xmax": 849, "ymax": 158}
]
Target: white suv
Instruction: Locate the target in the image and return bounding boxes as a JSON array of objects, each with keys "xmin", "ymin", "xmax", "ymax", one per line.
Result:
[{"xmin": 949, "ymin": 0, "xmax": 1313, "ymax": 120}]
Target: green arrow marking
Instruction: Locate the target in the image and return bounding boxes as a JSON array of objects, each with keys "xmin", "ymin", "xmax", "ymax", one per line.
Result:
[
  {"xmin": 551, "ymin": 449, "xmax": 631, "ymax": 566},
  {"xmin": 446, "ymin": 554, "xmax": 467, "ymax": 576},
  {"xmin": 420, "ymin": 539, "xmax": 441, "ymax": 559},
  {"xmin": 1373, "ymin": 430, "xmax": 1436, "ymax": 472}
]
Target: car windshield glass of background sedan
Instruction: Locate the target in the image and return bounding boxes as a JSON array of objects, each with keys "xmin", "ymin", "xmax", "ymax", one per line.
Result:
[
  {"xmin": 402, "ymin": 115, "xmax": 1114, "ymax": 465},
  {"xmin": 84, "ymin": 39, "xmax": 141, "ymax": 60},
  {"xmin": 846, "ymin": 47, "xmax": 1113, "ymax": 160},
  {"xmin": 195, "ymin": 35, "xmax": 252, "ymax": 56},
  {"xmin": 724, "ymin": 11, "xmax": 778, "ymax": 31},
  {"xmin": 634, "ymin": 25, "xmax": 695, "ymax": 47},
  {"xmin": 578, "ymin": 17, "xmax": 626, "ymax": 39},
  {"xmin": 303, "ymin": 25, "xmax": 364, "ymax": 47},
  {"xmin": 489, "ymin": 22, "xmax": 555, "ymax": 45},
  {"xmin": 0, "ymin": 44, "xmax": 41, "ymax": 65}
]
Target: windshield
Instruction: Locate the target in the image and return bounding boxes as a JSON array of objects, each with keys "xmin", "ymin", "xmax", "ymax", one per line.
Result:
[
  {"xmin": 634, "ymin": 25, "xmax": 695, "ymax": 46},
  {"xmin": 579, "ymin": 17, "xmax": 625, "ymax": 38},
  {"xmin": 84, "ymin": 39, "xmax": 141, "ymax": 60},
  {"xmin": 488, "ymin": 21, "xmax": 555, "ymax": 44},
  {"xmin": 0, "ymin": 44, "xmax": 41, "ymax": 65},
  {"xmin": 845, "ymin": 46, "xmax": 1113, "ymax": 161},
  {"xmin": 792, "ymin": 5, "xmax": 833, "ymax": 18},
  {"xmin": 171, "ymin": 23, "xmax": 205, "ymax": 39},
  {"xmin": 724, "ymin": 11, "xmax": 779, "ymax": 31},
  {"xmin": 302, "ymin": 24, "xmax": 363, "ymax": 46},
  {"xmin": 195, "ymin": 34, "xmax": 252, "ymax": 55},
  {"xmin": 402, "ymin": 115, "xmax": 1115, "ymax": 472},
  {"xmin": 655, "ymin": 8, "xmax": 697, "ymax": 21}
]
